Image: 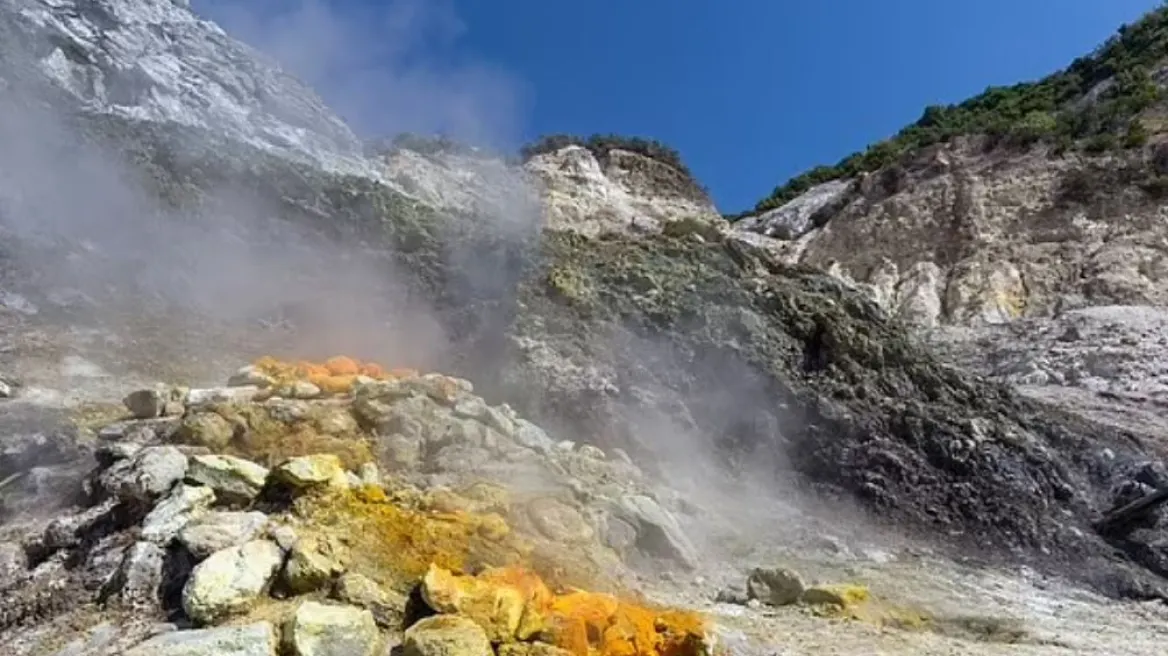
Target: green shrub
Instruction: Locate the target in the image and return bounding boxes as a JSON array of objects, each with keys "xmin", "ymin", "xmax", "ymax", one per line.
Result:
[
  {"xmin": 739, "ymin": 3, "xmax": 1168, "ymax": 217},
  {"xmin": 520, "ymin": 133, "xmax": 695, "ymax": 180}
]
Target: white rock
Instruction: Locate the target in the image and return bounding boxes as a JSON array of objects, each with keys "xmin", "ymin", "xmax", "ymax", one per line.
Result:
[
  {"xmin": 617, "ymin": 494, "xmax": 700, "ymax": 570},
  {"xmin": 122, "ymin": 622, "xmax": 279, "ymax": 656},
  {"xmin": 402, "ymin": 615, "xmax": 492, "ymax": 656},
  {"xmin": 283, "ymin": 600, "xmax": 379, "ymax": 656},
  {"xmin": 180, "ymin": 511, "xmax": 271, "ymax": 559},
  {"xmin": 578, "ymin": 444, "xmax": 606, "ymax": 460},
  {"xmin": 186, "ymin": 454, "xmax": 269, "ymax": 504},
  {"xmin": 186, "ymin": 386, "xmax": 263, "ymax": 407},
  {"xmin": 100, "ymin": 446, "xmax": 189, "ymax": 503},
  {"xmin": 227, "ymin": 365, "xmax": 275, "ymax": 389},
  {"xmin": 0, "ymin": 542, "xmax": 27, "ymax": 581},
  {"xmin": 141, "ymin": 483, "xmax": 216, "ymax": 544},
  {"xmin": 275, "ymin": 381, "xmax": 322, "ymax": 400},
  {"xmin": 181, "ymin": 540, "xmax": 284, "ymax": 624},
  {"xmin": 524, "ymin": 145, "xmax": 722, "ymax": 237},
  {"xmin": 9, "ymin": 0, "xmax": 371, "ymax": 175},
  {"xmin": 113, "ymin": 541, "xmax": 167, "ymax": 609},
  {"xmin": 512, "ymin": 419, "xmax": 555, "ymax": 453},
  {"xmin": 735, "ymin": 179, "xmax": 852, "ymax": 240}
]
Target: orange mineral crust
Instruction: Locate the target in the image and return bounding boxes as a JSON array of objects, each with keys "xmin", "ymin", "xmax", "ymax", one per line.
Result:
[
  {"xmin": 251, "ymin": 355, "xmax": 418, "ymax": 395},
  {"xmin": 422, "ymin": 564, "xmax": 710, "ymax": 656}
]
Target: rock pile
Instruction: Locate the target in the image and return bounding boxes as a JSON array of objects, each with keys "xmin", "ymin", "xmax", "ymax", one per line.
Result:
[{"xmin": 0, "ymin": 357, "xmax": 715, "ymax": 656}]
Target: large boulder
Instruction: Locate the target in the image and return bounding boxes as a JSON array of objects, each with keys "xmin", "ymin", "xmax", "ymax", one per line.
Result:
[
  {"xmin": 402, "ymin": 615, "xmax": 493, "ymax": 656},
  {"xmin": 182, "ymin": 540, "xmax": 284, "ymax": 624},
  {"xmin": 98, "ymin": 446, "xmax": 189, "ymax": 503},
  {"xmin": 140, "ymin": 484, "xmax": 216, "ymax": 544},
  {"xmin": 282, "ymin": 600, "xmax": 380, "ymax": 656}
]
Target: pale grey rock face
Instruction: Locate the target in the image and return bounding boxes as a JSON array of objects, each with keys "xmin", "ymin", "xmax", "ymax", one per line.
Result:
[
  {"xmin": 616, "ymin": 494, "xmax": 699, "ymax": 570},
  {"xmin": 735, "ymin": 180, "xmax": 852, "ymax": 240},
  {"xmin": 380, "ymin": 148, "xmax": 542, "ymax": 223},
  {"xmin": 937, "ymin": 305, "xmax": 1168, "ymax": 400},
  {"xmin": 732, "ymin": 141, "xmax": 1168, "ymax": 330},
  {"xmin": 283, "ymin": 600, "xmax": 379, "ymax": 656},
  {"xmin": 179, "ymin": 510, "xmax": 270, "ymax": 559},
  {"xmin": 98, "ymin": 445, "xmax": 188, "ymax": 503},
  {"xmin": 525, "ymin": 145, "xmax": 723, "ymax": 236},
  {"xmin": 375, "ymin": 143, "xmax": 725, "ymax": 238},
  {"xmin": 1, "ymin": 0, "xmax": 372, "ymax": 175},
  {"xmin": 111, "ymin": 541, "xmax": 166, "ymax": 609},
  {"xmin": 140, "ymin": 483, "xmax": 216, "ymax": 544}
]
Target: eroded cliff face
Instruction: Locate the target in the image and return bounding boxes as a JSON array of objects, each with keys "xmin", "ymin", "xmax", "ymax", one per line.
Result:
[
  {"xmin": 525, "ymin": 145, "xmax": 721, "ymax": 236},
  {"xmin": 373, "ymin": 143, "xmax": 724, "ymax": 237},
  {"xmin": 733, "ymin": 137, "xmax": 1168, "ymax": 329}
]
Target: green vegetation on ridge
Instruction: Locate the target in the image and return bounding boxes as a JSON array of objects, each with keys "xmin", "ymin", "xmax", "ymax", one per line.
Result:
[
  {"xmin": 520, "ymin": 133, "xmax": 696, "ymax": 180},
  {"xmin": 742, "ymin": 3, "xmax": 1168, "ymax": 217}
]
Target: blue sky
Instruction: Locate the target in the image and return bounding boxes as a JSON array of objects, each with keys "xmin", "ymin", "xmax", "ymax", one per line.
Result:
[{"xmin": 200, "ymin": 0, "xmax": 1165, "ymax": 213}]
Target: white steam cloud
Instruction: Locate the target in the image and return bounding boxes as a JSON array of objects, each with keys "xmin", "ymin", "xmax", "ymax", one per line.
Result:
[
  {"xmin": 193, "ymin": 0, "xmax": 530, "ymax": 149},
  {"xmin": 0, "ymin": 0, "xmax": 539, "ymax": 394}
]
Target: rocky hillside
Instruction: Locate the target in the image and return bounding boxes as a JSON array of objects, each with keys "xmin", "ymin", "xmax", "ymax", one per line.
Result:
[
  {"xmin": 4, "ymin": 0, "xmax": 1168, "ymax": 654},
  {"xmin": 730, "ymin": 6, "xmax": 1168, "ymax": 329},
  {"xmin": 731, "ymin": 139, "xmax": 1168, "ymax": 328},
  {"xmin": 369, "ymin": 135, "xmax": 722, "ymax": 237}
]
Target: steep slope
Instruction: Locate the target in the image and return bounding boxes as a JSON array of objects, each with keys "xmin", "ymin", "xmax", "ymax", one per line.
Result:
[
  {"xmin": 0, "ymin": 0, "xmax": 371, "ymax": 174},
  {"xmin": 721, "ymin": 6, "xmax": 1168, "ymax": 456}
]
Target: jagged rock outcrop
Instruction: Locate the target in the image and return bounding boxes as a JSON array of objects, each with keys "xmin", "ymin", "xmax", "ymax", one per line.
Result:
[
  {"xmin": 371, "ymin": 142, "xmax": 724, "ymax": 237},
  {"xmin": 524, "ymin": 145, "xmax": 721, "ymax": 236}
]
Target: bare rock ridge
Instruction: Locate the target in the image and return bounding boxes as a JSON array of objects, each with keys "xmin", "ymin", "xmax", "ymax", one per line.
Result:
[{"xmin": 370, "ymin": 140, "xmax": 723, "ymax": 237}]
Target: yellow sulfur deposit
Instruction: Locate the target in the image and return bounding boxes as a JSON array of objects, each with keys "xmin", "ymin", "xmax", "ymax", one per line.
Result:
[
  {"xmin": 422, "ymin": 564, "xmax": 710, "ymax": 656},
  {"xmin": 232, "ymin": 357, "xmax": 711, "ymax": 656},
  {"xmin": 802, "ymin": 583, "xmax": 932, "ymax": 631},
  {"xmin": 214, "ymin": 402, "xmax": 375, "ymax": 469},
  {"xmin": 291, "ymin": 488, "xmax": 533, "ymax": 593}
]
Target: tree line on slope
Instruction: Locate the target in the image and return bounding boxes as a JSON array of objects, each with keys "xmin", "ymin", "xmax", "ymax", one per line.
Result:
[
  {"xmin": 369, "ymin": 131, "xmax": 699, "ymax": 183},
  {"xmin": 518, "ymin": 133, "xmax": 696, "ymax": 179},
  {"xmin": 742, "ymin": 3, "xmax": 1168, "ymax": 217}
]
